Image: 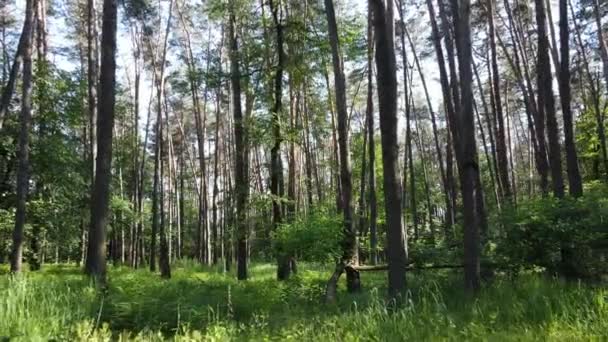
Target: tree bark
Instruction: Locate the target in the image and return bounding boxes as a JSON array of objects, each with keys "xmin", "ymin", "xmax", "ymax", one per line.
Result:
[
  {"xmin": 0, "ymin": 6, "xmax": 32, "ymax": 131},
  {"xmin": 324, "ymin": 0, "xmax": 360, "ymax": 302},
  {"xmin": 87, "ymin": 0, "xmax": 98, "ymax": 180},
  {"xmin": 453, "ymin": 0, "xmax": 482, "ymax": 292},
  {"xmin": 487, "ymin": 0, "xmax": 512, "ymax": 201},
  {"xmin": 366, "ymin": 6, "xmax": 378, "ymax": 265},
  {"xmin": 268, "ymin": 0, "xmax": 292, "ymax": 281},
  {"xmin": 559, "ymin": 0, "xmax": 582, "ymax": 197},
  {"xmin": 9, "ymin": 0, "xmax": 35, "ymax": 273},
  {"xmin": 229, "ymin": 6, "xmax": 249, "ymax": 280},
  {"xmin": 85, "ymin": 0, "xmax": 117, "ymax": 283},
  {"xmin": 535, "ymin": 0, "xmax": 565, "ymax": 198},
  {"xmin": 371, "ymin": 0, "xmax": 407, "ymax": 299}
]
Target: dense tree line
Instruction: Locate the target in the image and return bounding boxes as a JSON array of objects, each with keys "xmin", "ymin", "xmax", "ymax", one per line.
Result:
[{"xmin": 0, "ymin": 0, "xmax": 607, "ymax": 299}]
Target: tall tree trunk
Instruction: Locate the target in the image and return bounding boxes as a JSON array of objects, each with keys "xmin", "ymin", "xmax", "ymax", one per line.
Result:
[
  {"xmin": 324, "ymin": 0, "xmax": 360, "ymax": 303},
  {"xmin": 426, "ymin": 0, "xmax": 458, "ymax": 230},
  {"xmin": 84, "ymin": 0, "xmax": 117, "ymax": 282},
  {"xmin": 536, "ymin": 0, "xmax": 565, "ymax": 198},
  {"xmin": 453, "ymin": 0, "xmax": 482, "ymax": 292},
  {"xmin": 269, "ymin": 0, "xmax": 291, "ymax": 281},
  {"xmin": 357, "ymin": 117, "xmax": 367, "ymax": 260},
  {"xmin": 366, "ymin": 5, "xmax": 378, "ymax": 264},
  {"xmin": 559, "ymin": 0, "xmax": 582, "ymax": 197},
  {"xmin": 159, "ymin": 98, "xmax": 171, "ymax": 279},
  {"xmin": 87, "ymin": 0, "xmax": 98, "ymax": 180},
  {"xmin": 0, "ymin": 6, "xmax": 33, "ymax": 131},
  {"xmin": 211, "ymin": 41, "xmax": 223, "ymax": 265},
  {"xmin": 9, "ymin": 0, "xmax": 35, "ymax": 273},
  {"xmin": 324, "ymin": 68, "xmax": 343, "ymax": 213},
  {"xmin": 487, "ymin": 0, "xmax": 511, "ymax": 201},
  {"xmin": 229, "ymin": 5, "xmax": 249, "ymax": 280},
  {"xmin": 371, "ymin": 0, "xmax": 407, "ymax": 299}
]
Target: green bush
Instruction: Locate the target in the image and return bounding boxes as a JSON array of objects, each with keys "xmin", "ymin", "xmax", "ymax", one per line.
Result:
[
  {"xmin": 495, "ymin": 182, "xmax": 608, "ymax": 279},
  {"xmin": 272, "ymin": 210, "xmax": 342, "ymax": 263}
]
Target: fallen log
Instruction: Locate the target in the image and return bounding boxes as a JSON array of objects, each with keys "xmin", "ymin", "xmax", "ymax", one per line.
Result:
[{"xmin": 349, "ymin": 262, "xmax": 504, "ymax": 272}]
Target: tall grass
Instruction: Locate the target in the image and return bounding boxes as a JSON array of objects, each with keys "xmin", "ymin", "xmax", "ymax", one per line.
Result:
[{"xmin": 1, "ymin": 263, "xmax": 606, "ymax": 340}]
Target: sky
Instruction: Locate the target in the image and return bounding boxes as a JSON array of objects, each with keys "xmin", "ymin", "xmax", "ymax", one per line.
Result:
[{"xmin": 8, "ymin": 0, "xmax": 567, "ymax": 140}]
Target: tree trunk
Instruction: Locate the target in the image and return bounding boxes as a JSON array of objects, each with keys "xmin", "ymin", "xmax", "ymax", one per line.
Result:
[
  {"xmin": 559, "ymin": 0, "xmax": 582, "ymax": 197},
  {"xmin": 84, "ymin": 0, "xmax": 117, "ymax": 283},
  {"xmin": 324, "ymin": 0, "xmax": 360, "ymax": 302},
  {"xmin": 371, "ymin": 0, "xmax": 407, "ymax": 299},
  {"xmin": 453, "ymin": 0, "xmax": 482, "ymax": 292},
  {"xmin": 366, "ymin": 7, "xmax": 378, "ymax": 265},
  {"xmin": 535, "ymin": 0, "xmax": 565, "ymax": 198},
  {"xmin": 487, "ymin": 0, "xmax": 511, "ymax": 201},
  {"xmin": 159, "ymin": 98, "xmax": 171, "ymax": 279},
  {"xmin": 268, "ymin": 0, "xmax": 292, "ymax": 281},
  {"xmin": 426, "ymin": 0, "xmax": 458, "ymax": 230},
  {"xmin": 87, "ymin": 0, "xmax": 98, "ymax": 180},
  {"xmin": 0, "ymin": 5, "xmax": 33, "ymax": 131},
  {"xmin": 229, "ymin": 6, "xmax": 248, "ymax": 280},
  {"xmin": 9, "ymin": 0, "xmax": 35, "ymax": 273}
]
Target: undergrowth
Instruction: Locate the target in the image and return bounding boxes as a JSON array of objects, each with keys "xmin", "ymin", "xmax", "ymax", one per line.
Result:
[{"xmin": 0, "ymin": 262, "xmax": 606, "ymax": 341}]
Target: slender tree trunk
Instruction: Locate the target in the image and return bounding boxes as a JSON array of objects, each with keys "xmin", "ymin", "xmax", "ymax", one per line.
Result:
[
  {"xmin": 366, "ymin": 6, "xmax": 378, "ymax": 264},
  {"xmin": 211, "ymin": 42, "xmax": 223, "ymax": 265},
  {"xmin": 269, "ymin": 0, "xmax": 291, "ymax": 281},
  {"xmin": 159, "ymin": 97, "xmax": 171, "ymax": 278},
  {"xmin": 87, "ymin": 0, "xmax": 98, "ymax": 180},
  {"xmin": 559, "ymin": 0, "xmax": 582, "ymax": 197},
  {"xmin": 9, "ymin": 0, "xmax": 35, "ymax": 273},
  {"xmin": 0, "ymin": 7, "xmax": 33, "ymax": 131},
  {"xmin": 536, "ymin": 0, "xmax": 565, "ymax": 198},
  {"xmin": 371, "ymin": 0, "xmax": 407, "ymax": 299},
  {"xmin": 453, "ymin": 0, "xmax": 482, "ymax": 292},
  {"xmin": 84, "ymin": 0, "xmax": 117, "ymax": 282},
  {"xmin": 357, "ymin": 118, "xmax": 367, "ymax": 260},
  {"xmin": 229, "ymin": 5, "xmax": 248, "ymax": 280},
  {"xmin": 487, "ymin": 0, "xmax": 511, "ymax": 201},
  {"xmin": 426, "ymin": 0, "xmax": 457, "ymax": 230},
  {"xmin": 324, "ymin": 0, "xmax": 360, "ymax": 303},
  {"xmin": 324, "ymin": 69, "xmax": 343, "ymax": 213}
]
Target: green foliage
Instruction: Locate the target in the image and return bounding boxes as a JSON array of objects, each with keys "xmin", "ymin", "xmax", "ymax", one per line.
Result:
[
  {"xmin": 575, "ymin": 100, "xmax": 608, "ymax": 180},
  {"xmin": 1, "ymin": 264, "xmax": 607, "ymax": 340},
  {"xmin": 272, "ymin": 209, "xmax": 342, "ymax": 263},
  {"xmin": 495, "ymin": 182, "xmax": 608, "ymax": 278}
]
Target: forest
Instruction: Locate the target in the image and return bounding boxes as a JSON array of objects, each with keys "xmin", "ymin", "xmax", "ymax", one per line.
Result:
[{"xmin": 0, "ymin": 0, "xmax": 607, "ymax": 339}]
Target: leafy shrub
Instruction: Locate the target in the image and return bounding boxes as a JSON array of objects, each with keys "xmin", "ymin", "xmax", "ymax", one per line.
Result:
[
  {"xmin": 272, "ymin": 209, "xmax": 342, "ymax": 263},
  {"xmin": 495, "ymin": 182, "xmax": 608, "ymax": 279}
]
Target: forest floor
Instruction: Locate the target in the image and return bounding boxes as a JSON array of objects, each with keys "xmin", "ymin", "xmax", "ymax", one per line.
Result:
[{"xmin": 1, "ymin": 261, "xmax": 607, "ymax": 341}]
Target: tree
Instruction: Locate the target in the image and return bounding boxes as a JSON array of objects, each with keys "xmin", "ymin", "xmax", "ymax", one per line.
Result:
[
  {"xmin": 487, "ymin": 0, "xmax": 511, "ymax": 201},
  {"xmin": 229, "ymin": 2, "xmax": 248, "ymax": 281},
  {"xmin": 559, "ymin": 0, "xmax": 582, "ymax": 197},
  {"xmin": 324, "ymin": 0, "xmax": 360, "ymax": 302},
  {"xmin": 371, "ymin": 0, "xmax": 407, "ymax": 299},
  {"xmin": 366, "ymin": 4, "xmax": 378, "ymax": 265},
  {"xmin": 85, "ymin": 0, "xmax": 117, "ymax": 282},
  {"xmin": 268, "ymin": 0, "xmax": 291, "ymax": 281},
  {"xmin": 9, "ymin": 0, "xmax": 35, "ymax": 273},
  {"xmin": 535, "ymin": 0, "xmax": 564, "ymax": 198},
  {"xmin": 0, "ymin": 3, "xmax": 31, "ymax": 131},
  {"xmin": 87, "ymin": 0, "xmax": 98, "ymax": 180},
  {"xmin": 453, "ymin": 0, "xmax": 482, "ymax": 292}
]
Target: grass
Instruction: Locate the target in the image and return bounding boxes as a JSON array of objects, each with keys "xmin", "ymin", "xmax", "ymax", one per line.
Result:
[{"xmin": 1, "ymin": 261, "xmax": 607, "ymax": 341}]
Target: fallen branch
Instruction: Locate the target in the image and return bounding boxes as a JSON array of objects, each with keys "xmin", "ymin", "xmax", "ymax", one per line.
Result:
[{"xmin": 349, "ymin": 262, "xmax": 505, "ymax": 272}]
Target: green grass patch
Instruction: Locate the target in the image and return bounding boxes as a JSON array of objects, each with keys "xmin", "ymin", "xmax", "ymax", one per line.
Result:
[{"xmin": 1, "ymin": 262, "xmax": 606, "ymax": 340}]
